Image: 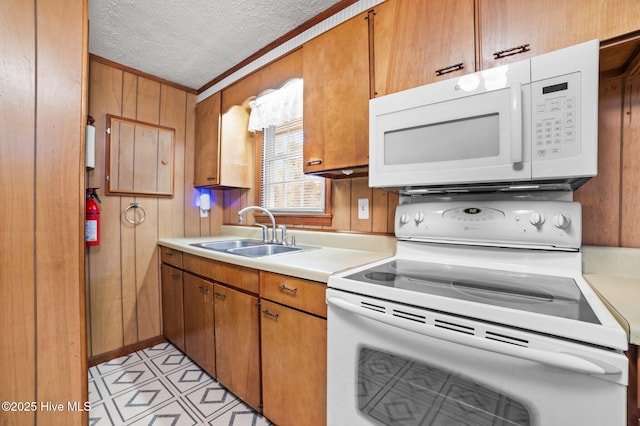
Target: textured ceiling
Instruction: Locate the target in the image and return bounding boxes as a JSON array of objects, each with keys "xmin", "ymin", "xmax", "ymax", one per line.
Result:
[{"xmin": 88, "ymin": 0, "xmax": 342, "ymax": 90}]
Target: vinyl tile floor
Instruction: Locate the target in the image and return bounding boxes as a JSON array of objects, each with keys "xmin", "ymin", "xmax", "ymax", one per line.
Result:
[{"xmin": 88, "ymin": 342, "xmax": 273, "ymax": 425}]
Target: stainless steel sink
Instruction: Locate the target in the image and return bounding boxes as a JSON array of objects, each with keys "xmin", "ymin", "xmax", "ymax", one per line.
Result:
[
  {"xmin": 190, "ymin": 239, "xmax": 313, "ymax": 258},
  {"xmin": 190, "ymin": 239, "xmax": 264, "ymax": 251},
  {"xmin": 227, "ymin": 244, "xmax": 303, "ymax": 258}
]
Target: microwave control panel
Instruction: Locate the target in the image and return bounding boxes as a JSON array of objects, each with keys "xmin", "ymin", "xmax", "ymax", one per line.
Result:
[{"xmin": 531, "ymin": 72, "xmax": 581, "ymax": 161}]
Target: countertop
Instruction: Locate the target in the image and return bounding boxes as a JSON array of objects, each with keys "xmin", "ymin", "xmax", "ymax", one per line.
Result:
[
  {"xmin": 582, "ymin": 246, "xmax": 640, "ymax": 346},
  {"xmin": 158, "ymin": 225, "xmax": 396, "ymax": 283},
  {"xmin": 159, "ymin": 230, "xmax": 640, "ymax": 346}
]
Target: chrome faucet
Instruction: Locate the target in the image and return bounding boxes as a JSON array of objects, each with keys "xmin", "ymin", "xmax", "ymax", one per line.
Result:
[{"xmin": 238, "ymin": 206, "xmax": 278, "ymax": 244}]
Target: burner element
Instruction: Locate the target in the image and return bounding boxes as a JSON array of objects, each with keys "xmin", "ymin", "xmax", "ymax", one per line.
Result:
[{"xmin": 364, "ymin": 272, "xmax": 397, "ymax": 283}]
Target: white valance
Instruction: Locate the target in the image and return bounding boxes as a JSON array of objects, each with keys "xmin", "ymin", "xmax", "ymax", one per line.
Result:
[{"xmin": 248, "ymin": 78, "xmax": 303, "ymax": 132}]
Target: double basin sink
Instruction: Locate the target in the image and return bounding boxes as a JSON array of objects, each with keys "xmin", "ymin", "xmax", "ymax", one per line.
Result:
[{"xmin": 190, "ymin": 239, "xmax": 312, "ymax": 258}]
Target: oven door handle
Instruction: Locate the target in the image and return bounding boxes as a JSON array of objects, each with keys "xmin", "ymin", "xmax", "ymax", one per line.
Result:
[{"xmin": 327, "ymin": 296, "xmax": 621, "ymax": 376}]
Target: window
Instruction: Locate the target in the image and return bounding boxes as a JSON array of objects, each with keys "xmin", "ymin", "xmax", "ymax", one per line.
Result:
[
  {"xmin": 262, "ymin": 117, "xmax": 324, "ymax": 213},
  {"xmin": 249, "ymin": 79, "xmax": 326, "ymax": 216}
]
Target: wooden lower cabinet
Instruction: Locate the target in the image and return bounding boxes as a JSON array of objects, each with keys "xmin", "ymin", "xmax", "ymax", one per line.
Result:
[
  {"xmin": 213, "ymin": 283, "xmax": 261, "ymax": 410},
  {"xmin": 160, "ymin": 263, "xmax": 185, "ymax": 351},
  {"xmin": 183, "ymin": 272, "xmax": 216, "ymax": 376},
  {"xmin": 160, "ymin": 249, "xmax": 329, "ymax": 423},
  {"xmin": 257, "ymin": 270, "xmax": 329, "ymax": 423}
]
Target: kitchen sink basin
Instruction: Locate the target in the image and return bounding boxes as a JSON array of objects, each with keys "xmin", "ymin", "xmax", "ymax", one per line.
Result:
[
  {"xmin": 227, "ymin": 244, "xmax": 303, "ymax": 258},
  {"xmin": 190, "ymin": 239, "xmax": 314, "ymax": 258},
  {"xmin": 190, "ymin": 239, "xmax": 264, "ymax": 251}
]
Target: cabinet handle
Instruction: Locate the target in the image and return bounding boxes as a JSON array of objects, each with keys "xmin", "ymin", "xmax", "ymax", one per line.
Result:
[
  {"xmin": 278, "ymin": 284, "xmax": 298, "ymax": 294},
  {"xmin": 435, "ymin": 62, "xmax": 464, "ymax": 76},
  {"xmin": 206, "ymin": 176, "xmax": 216, "ymax": 181},
  {"xmin": 165, "ymin": 251, "xmax": 174, "ymax": 257},
  {"xmin": 493, "ymin": 43, "xmax": 530, "ymax": 59},
  {"xmin": 171, "ymin": 273, "xmax": 180, "ymax": 280},
  {"xmin": 214, "ymin": 292, "xmax": 226, "ymax": 300},
  {"xmin": 262, "ymin": 309, "xmax": 279, "ymax": 320},
  {"xmin": 305, "ymin": 159, "xmax": 322, "ymax": 166}
]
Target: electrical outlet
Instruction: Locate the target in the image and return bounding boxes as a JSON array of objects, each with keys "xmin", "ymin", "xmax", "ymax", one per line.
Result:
[{"xmin": 358, "ymin": 198, "xmax": 369, "ymax": 220}]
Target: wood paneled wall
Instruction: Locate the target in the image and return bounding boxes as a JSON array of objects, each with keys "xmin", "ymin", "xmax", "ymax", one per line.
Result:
[
  {"xmin": 574, "ymin": 74, "xmax": 640, "ymax": 247},
  {"xmin": 0, "ymin": 0, "xmax": 88, "ymax": 424},
  {"xmin": 223, "ymin": 177, "xmax": 399, "ymax": 233},
  {"xmin": 86, "ymin": 58, "xmax": 221, "ymax": 357}
]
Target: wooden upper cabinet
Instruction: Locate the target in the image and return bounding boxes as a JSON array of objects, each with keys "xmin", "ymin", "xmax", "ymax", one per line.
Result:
[
  {"xmin": 303, "ymin": 11, "xmax": 370, "ymax": 178},
  {"xmin": 194, "ymin": 91, "xmax": 253, "ymax": 188},
  {"xmin": 479, "ymin": 0, "xmax": 640, "ymax": 69},
  {"xmin": 194, "ymin": 91, "xmax": 221, "ymax": 187},
  {"xmin": 373, "ymin": 0, "xmax": 476, "ymax": 97}
]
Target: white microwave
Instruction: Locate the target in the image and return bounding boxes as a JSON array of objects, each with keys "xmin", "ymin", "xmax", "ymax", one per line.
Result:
[{"xmin": 369, "ymin": 39, "xmax": 599, "ymax": 193}]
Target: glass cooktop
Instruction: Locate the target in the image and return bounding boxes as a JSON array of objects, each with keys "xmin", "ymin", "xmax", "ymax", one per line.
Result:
[{"xmin": 345, "ymin": 259, "xmax": 599, "ymax": 324}]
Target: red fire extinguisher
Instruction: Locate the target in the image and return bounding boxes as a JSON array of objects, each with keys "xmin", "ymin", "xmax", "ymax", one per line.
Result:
[{"xmin": 86, "ymin": 188, "xmax": 101, "ymax": 246}]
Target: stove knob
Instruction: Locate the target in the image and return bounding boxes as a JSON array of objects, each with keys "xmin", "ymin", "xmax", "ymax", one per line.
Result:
[
  {"xmin": 529, "ymin": 211, "xmax": 545, "ymax": 226},
  {"xmin": 414, "ymin": 212, "xmax": 425, "ymax": 224},
  {"xmin": 399, "ymin": 212, "xmax": 410, "ymax": 225},
  {"xmin": 553, "ymin": 214, "xmax": 571, "ymax": 229}
]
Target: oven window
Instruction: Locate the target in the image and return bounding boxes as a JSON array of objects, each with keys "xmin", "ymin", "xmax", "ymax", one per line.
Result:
[{"xmin": 358, "ymin": 346, "xmax": 531, "ymax": 425}]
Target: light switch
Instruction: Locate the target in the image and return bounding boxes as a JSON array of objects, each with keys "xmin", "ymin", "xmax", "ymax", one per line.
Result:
[{"xmin": 358, "ymin": 198, "xmax": 369, "ymax": 220}]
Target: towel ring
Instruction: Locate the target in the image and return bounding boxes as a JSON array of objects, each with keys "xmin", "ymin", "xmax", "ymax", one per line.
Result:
[{"xmin": 123, "ymin": 202, "xmax": 147, "ymax": 225}]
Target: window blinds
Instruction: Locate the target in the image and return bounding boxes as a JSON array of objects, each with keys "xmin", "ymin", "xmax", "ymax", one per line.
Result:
[{"xmin": 261, "ymin": 117, "xmax": 324, "ymax": 212}]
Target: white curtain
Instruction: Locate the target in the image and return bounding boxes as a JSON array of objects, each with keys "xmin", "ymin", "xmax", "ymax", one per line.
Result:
[{"xmin": 248, "ymin": 78, "xmax": 303, "ymax": 132}]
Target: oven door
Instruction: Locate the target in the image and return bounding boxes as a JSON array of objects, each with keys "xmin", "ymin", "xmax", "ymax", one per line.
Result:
[{"xmin": 326, "ymin": 289, "xmax": 626, "ymax": 426}]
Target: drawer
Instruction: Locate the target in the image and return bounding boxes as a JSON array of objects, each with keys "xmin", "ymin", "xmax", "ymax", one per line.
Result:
[
  {"xmin": 160, "ymin": 246, "xmax": 183, "ymax": 268},
  {"xmin": 260, "ymin": 271, "xmax": 327, "ymax": 318},
  {"xmin": 183, "ymin": 253, "xmax": 259, "ymax": 294}
]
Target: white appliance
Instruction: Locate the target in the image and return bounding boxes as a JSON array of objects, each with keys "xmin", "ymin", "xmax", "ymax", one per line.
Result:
[
  {"xmin": 327, "ymin": 196, "xmax": 628, "ymax": 426},
  {"xmin": 369, "ymin": 40, "xmax": 599, "ymax": 192}
]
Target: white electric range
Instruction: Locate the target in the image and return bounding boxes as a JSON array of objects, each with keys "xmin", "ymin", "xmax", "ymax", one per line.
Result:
[{"xmin": 326, "ymin": 195, "xmax": 628, "ymax": 426}]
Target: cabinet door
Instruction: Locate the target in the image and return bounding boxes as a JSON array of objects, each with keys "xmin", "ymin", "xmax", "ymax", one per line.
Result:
[
  {"xmin": 213, "ymin": 283, "xmax": 261, "ymax": 410},
  {"xmin": 183, "ymin": 273, "xmax": 215, "ymax": 376},
  {"xmin": 303, "ymin": 11, "xmax": 369, "ymax": 176},
  {"xmin": 160, "ymin": 264, "xmax": 184, "ymax": 352},
  {"xmin": 373, "ymin": 0, "xmax": 475, "ymax": 96},
  {"xmin": 479, "ymin": 0, "xmax": 640, "ymax": 69},
  {"xmin": 261, "ymin": 300, "xmax": 327, "ymax": 426},
  {"xmin": 194, "ymin": 91, "xmax": 221, "ymax": 187}
]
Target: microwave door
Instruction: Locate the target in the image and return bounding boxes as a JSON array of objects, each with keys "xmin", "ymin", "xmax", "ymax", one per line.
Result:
[{"xmin": 369, "ymin": 83, "xmax": 532, "ymax": 189}]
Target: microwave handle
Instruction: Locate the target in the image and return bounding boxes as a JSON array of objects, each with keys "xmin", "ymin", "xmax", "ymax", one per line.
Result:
[
  {"xmin": 327, "ymin": 296, "xmax": 621, "ymax": 376},
  {"xmin": 510, "ymin": 82, "xmax": 523, "ymax": 163}
]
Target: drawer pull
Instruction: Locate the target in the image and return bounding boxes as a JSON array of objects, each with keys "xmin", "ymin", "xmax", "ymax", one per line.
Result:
[
  {"xmin": 214, "ymin": 292, "xmax": 226, "ymax": 300},
  {"xmin": 493, "ymin": 43, "xmax": 530, "ymax": 59},
  {"xmin": 278, "ymin": 284, "xmax": 298, "ymax": 294},
  {"xmin": 435, "ymin": 62, "xmax": 464, "ymax": 76},
  {"xmin": 305, "ymin": 159, "xmax": 322, "ymax": 166},
  {"xmin": 262, "ymin": 309, "xmax": 279, "ymax": 320},
  {"xmin": 165, "ymin": 251, "xmax": 174, "ymax": 257},
  {"xmin": 206, "ymin": 176, "xmax": 216, "ymax": 181},
  {"xmin": 171, "ymin": 273, "xmax": 180, "ymax": 280}
]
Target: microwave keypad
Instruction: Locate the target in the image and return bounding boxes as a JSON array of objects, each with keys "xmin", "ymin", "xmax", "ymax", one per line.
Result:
[
  {"xmin": 535, "ymin": 97, "xmax": 577, "ymax": 156},
  {"xmin": 532, "ymin": 73, "xmax": 580, "ymax": 161}
]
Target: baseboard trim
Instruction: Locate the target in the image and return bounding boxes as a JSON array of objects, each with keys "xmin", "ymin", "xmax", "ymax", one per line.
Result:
[{"xmin": 88, "ymin": 336, "xmax": 167, "ymax": 367}]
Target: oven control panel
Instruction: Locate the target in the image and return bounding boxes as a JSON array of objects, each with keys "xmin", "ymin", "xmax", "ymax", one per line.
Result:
[{"xmin": 395, "ymin": 200, "xmax": 582, "ymax": 249}]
